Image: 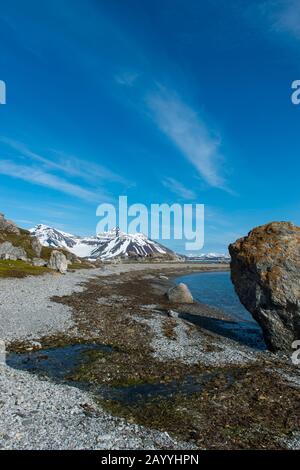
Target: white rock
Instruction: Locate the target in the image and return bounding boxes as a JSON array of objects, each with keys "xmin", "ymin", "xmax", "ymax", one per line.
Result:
[{"xmin": 47, "ymin": 251, "xmax": 68, "ymax": 274}]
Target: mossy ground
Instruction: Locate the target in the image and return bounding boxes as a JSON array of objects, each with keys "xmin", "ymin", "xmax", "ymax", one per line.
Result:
[
  {"xmin": 0, "ymin": 226, "xmax": 93, "ymax": 277},
  {"xmin": 99, "ymin": 363, "xmax": 300, "ymax": 449},
  {"xmin": 0, "ymin": 259, "xmax": 51, "ymax": 278}
]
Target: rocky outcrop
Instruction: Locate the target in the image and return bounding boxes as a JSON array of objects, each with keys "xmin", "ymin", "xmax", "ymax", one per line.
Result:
[
  {"xmin": 0, "ymin": 213, "xmax": 20, "ymax": 234},
  {"xmin": 0, "ymin": 242, "xmax": 27, "ymax": 261},
  {"xmin": 229, "ymin": 222, "xmax": 300, "ymax": 352},
  {"xmin": 167, "ymin": 283, "xmax": 193, "ymax": 304},
  {"xmin": 31, "ymin": 237, "xmax": 42, "ymax": 257},
  {"xmin": 47, "ymin": 250, "xmax": 68, "ymax": 274}
]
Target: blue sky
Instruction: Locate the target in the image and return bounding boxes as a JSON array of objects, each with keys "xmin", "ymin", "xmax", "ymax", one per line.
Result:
[{"xmin": 0, "ymin": 0, "xmax": 300, "ymax": 254}]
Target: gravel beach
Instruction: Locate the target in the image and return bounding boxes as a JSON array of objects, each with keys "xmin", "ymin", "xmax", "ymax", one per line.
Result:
[
  {"xmin": 0, "ymin": 263, "xmax": 214, "ymax": 450},
  {"xmin": 1, "ymin": 262, "xmax": 299, "ymax": 450},
  {"xmin": 0, "ymin": 363, "xmax": 194, "ymax": 450},
  {"xmin": 0, "ymin": 263, "xmax": 197, "ymax": 342}
]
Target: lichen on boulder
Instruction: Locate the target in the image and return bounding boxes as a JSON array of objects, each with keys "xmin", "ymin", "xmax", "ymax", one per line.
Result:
[{"xmin": 229, "ymin": 222, "xmax": 300, "ymax": 353}]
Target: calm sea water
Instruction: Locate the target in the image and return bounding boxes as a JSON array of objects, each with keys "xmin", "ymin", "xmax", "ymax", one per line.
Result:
[
  {"xmin": 176, "ymin": 271, "xmax": 266, "ymax": 350},
  {"xmin": 176, "ymin": 271, "xmax": 252, "ymax": 322}
]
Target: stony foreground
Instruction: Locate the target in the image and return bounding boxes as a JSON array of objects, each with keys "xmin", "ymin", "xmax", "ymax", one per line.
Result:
[
  {"xmin": 0, "ymin": 263, "xmax": 300, "ymax": 450},
  {"xmin": 0, "ymin": 364, "xmax": 193, "ymax": 450},
  {"xmin": 0, "ymin": 263, "xmax": 211, "ymax": 450}
]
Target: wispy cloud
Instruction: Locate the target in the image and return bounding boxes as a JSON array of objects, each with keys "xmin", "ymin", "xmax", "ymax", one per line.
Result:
[
  {"xmin": 162, "ymin": 176, "xmax": 196, "ymax": 200},
  {"xmin": 270, "ymin": 0, "xmax": 300, "ymax": 39},
  {"xmin": 0, "ymin": 160, "xmax": 99, "ymax": 201},
  {"xmin": 0, "ymin": 137, "xmax": 127, "ymax": 185},
  {"xmin": 115, "ymin": 70, "xmax": 140, "ymax": 86},
  {"xmin": 146, "ymin": 88, "xmax": 229, "ymax": 192},
  {"xmin": 250, "ymin": 0, "xmax": 300, "ymax": 41}
]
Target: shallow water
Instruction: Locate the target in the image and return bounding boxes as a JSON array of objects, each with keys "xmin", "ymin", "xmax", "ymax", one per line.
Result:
[
  {"xmin": 176, "ymin": 271, "xmax": 251, "ymax": 322},
  {"xmin": 6, "ymin": 343, "xmax": 234, "ymax": 404},
  {"xmin": 176, "ymin": 271, "xmax": 266, "ymax": 350},
  {"xmin": 98, "ymin": 371, "xmax": 235, "ymax": 404},
  {"xmin": 7, "ymin": 343, "xmax": 113, "ymax": 380}
]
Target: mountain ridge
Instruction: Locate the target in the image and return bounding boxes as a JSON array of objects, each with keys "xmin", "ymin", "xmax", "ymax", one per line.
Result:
[
  {"xmin": 30, "ymin": 224, "xmax": 230, "ymax": 261},
  {"xmin": 30, "ymin": 224, "xmax": 180, "ymax": 260}
]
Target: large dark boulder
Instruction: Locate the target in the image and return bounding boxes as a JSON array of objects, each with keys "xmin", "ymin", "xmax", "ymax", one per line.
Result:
[{"xmin": 229, "ymin": 222, "xmax": 300, "ymax": 352}]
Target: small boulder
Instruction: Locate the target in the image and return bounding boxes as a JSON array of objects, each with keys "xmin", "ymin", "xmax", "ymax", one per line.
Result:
[
  {"xmin": 167, "ymin": 309, "xmax": 179, "ymax": 318},
  {"xmin": 47, "ymin": 250, "xmax": 68, "ymax": 274},
  {"xmin": 167, "ymin": 283, "xmax": 193, "ymax": 303},
  {"xmin": 32, "ymin": 258, "xmax": 47, "ymax": 267}
]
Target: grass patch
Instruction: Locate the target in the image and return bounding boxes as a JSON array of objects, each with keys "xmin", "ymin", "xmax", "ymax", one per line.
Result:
[
  {"xmin": 68, "ymin": 262, "xmax": 93, "ymax": 270},
  {"xmin": 0, "ymin": 259, "xmax": 51, "ymax": 278},
  {"xmin": 0, "ymin": 229, "xmax": 37, "ymax": 258}
]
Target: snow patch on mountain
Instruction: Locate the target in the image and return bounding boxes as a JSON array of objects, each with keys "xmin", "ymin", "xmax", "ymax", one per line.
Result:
[{"xmin": 30, "ymin": 225, "xmax": 177, "ymax": 260}]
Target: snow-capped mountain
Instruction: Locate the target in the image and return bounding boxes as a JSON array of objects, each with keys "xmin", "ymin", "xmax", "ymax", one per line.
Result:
[
  {"xmin": 90, "ymin": 228, "xmax": 176, "ymax": 259},
  {"xmin": 30, "ymin": 224, "xmax": 100, "ymax": 258},
  {"xmin": 30, "ymin": 225, "xmax": 178, "ymax": 260},
  {"xmin": 30, "ymin": 225, "xmax": 78, "ymax": 249},
  {"xmin": 186, "ymin": 252, "xmax": 231, "ymax": 262}
]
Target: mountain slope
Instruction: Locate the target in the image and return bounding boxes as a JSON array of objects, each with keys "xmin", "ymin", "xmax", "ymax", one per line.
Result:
[
  {"xmin": 30, "ymin": 225, "xmax": 78, "ymax": 249},
  {"xmin": 30, "ymin": 225, "xmax": 179, "ymax": 260},
  {"xmin": 30, "ymin": 225, "xmax": 100, "ymax": 258}
]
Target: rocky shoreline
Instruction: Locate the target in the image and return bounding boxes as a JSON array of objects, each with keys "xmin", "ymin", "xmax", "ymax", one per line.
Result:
[{"xmin": 1, "ymin": 262, "xmax": 300, "ymax": 449}]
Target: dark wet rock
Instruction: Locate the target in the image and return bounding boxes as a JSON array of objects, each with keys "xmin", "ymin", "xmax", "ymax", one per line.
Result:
[
  {"xmin": 47, "ymin": 250, "xmax": 68, "ymax": 274},
  {"xmin": 0, "ymin": 213, "xmax": 20, "ymax": 234},
  {"xmin": 0, "ymin": 241, "xmax": 27, "ymax": 261},
  {"xmin": 167, "ymin": 283, "xmax": 193, "ymax": 304},
  {"xmin": 229, "ymin": 222, "xmax": 300, "ymax": 352}
]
